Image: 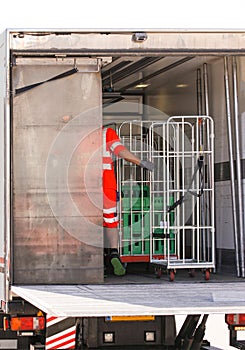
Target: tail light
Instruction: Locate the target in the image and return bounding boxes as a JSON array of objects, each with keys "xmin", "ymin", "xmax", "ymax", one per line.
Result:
[
  {"xmin": 10, "ymin": 316, "xmax": 45, "ymax": 331},
  {"xmin": 226, "ymin": 314, "xmax": 245, "ymax": 348},
  {"xmin": 226, "ymin": 314, "xmax": 245, "ymax": 326},
  {"xmin": 3, "ymin": 317, "xmax": 9, "ymax": 331}
]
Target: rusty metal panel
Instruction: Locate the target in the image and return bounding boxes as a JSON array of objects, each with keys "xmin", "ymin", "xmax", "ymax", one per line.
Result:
[{"xmin": 12, "ymin": 59, "xmax": 103, "ymax": 284}]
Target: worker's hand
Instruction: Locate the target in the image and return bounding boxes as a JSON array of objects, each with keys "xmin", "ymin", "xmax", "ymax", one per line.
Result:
[{"xmin": 140, "ymin": 160, "xmax": 154, "ymax": 172}]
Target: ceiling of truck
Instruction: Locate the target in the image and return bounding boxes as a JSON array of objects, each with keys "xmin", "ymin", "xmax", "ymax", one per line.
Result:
[{"xmin": 101, "ymin": 55, "xmax": 221, "ymax": 101}]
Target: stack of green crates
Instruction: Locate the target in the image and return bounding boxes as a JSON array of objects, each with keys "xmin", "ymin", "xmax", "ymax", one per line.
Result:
[
  {"xmin": 121, "ymin": 185, "xmax": 150, "ymax": 256},
  {"xmin": 121, "ymin": 185, "xmax": 175, "ymax": 257},
  {"xmin": 122, "ymin": 211, "xmax": 150, "ymax": 255}
]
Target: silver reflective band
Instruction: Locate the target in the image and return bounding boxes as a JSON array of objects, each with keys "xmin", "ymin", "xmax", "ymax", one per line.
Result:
[
  {"xmin": 104, "ymin": 216, "xmax": 118, "ymax": 223},
  {"xmin": 103, "ymin": 207, "xmax": 117, "ymax": 214},
  {"xmin": 110, "ymin": 141, "xmax": 123, "ymax": 152},
  {"xmin": 103, "ymin": 164, "xmax": 112, "ymax": 170}
]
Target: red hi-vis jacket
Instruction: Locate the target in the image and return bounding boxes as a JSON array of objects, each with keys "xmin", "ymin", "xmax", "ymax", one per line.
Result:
[{"xmin": 103, "ymin": 127, "xmax": 126, "ymax": 190}]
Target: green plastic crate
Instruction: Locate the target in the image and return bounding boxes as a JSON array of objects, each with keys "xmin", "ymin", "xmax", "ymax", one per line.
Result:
[
  {"xmin": 153, "ymin": 196, "xmax": 164, "ymax": 210},
  {"xmin": 122, "ymin": 212, "xmax": 150, "ymax": 239},
  {"xmin": 121, "ymin": 185, "xmax": 150, "ymax": 211},
  {"xmin": 122, "ymin": 240, "xmax": 144, "ymax": 255},
  {"xmin": 121, "ymin": 195, "xmax": 176, "ymax": 257}
]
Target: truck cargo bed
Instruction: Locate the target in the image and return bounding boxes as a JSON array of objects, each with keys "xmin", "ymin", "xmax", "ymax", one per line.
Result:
[{"xmin": 12, "ymin": 271, "xmax": 245, "ymax": 317}]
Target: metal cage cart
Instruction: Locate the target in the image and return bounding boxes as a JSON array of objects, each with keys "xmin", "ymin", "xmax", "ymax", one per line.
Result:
[
  {"xmin": 149, "ymin": 116, "xmax": 215, "ymax": 281},
  {"xmin": 118, "ymin": 121, "xmax": 153, "ymax": 263},
  {"xmin": 118, "ymin": 117, "xmax": 215, "ymax": 281}
]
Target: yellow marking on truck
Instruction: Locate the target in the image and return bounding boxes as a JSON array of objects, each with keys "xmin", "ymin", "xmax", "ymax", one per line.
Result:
[{"xmin": 105, "ymin": 315, "xmax": 155, "ymax": 322}]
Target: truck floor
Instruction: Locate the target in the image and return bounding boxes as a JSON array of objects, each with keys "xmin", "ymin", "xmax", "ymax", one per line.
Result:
[{"xmin": 11, "ymin": 267, "xmax": 245, "ymax": 317}]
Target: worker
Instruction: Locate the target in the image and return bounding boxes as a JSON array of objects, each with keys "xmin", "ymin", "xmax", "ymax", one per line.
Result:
[{"xmin": 103, "ymin": 127, "xmax": 154, "ymax": 276}]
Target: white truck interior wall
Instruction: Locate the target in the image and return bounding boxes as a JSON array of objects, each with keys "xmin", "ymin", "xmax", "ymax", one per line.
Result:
[
  {"xmin": 210, "ymin": 58, "xmax": 229, "ymax": 163},
  {"xmin": 210, "ymin": 57, "xmax": 245, "ymax": 251},
  {"xmin": 145, "ymin": 69, "xmax": 197, "ymax": 117},
  {"xmin": 209, "ymin": 58, "xmax": 234, "ymax": 250},
  {"xmin": 103, "ymin": 96, "xmax": 143, "ymax": 123},
  {"xmin": 144, "ymin": 57, "xmax": 243, "ymax": 253}
]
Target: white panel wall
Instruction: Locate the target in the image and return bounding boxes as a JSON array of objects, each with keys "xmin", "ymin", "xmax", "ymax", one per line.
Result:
[
  {"xmin": 144, "ymin": 56, "xmax": 245, "ymax": 252},
  {"xmin": 209, "ymin": 58, "xmax": 233, "ymax": 250},
  {"xmin": 209, "ymin": 59, "xmax": 229, "ymax": 163}
]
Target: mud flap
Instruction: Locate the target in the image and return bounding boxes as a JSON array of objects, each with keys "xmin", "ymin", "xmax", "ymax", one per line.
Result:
[{"xmin": 45, "ymin": 316, "xmax": 76, "ymax": 349}]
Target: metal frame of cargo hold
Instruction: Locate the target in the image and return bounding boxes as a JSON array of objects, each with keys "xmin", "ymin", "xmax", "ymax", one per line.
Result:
[{"xmin": 118, "ymin": 116, "xmax": 215, "ymax": 281}]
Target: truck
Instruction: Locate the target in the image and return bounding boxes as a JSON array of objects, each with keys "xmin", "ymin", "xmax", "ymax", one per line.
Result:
[{"xmin": 0, "ymin": 29, "xmax": 245, "ymax": 349}]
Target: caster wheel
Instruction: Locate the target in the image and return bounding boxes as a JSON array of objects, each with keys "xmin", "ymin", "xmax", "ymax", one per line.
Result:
[
  {"xmin": 169, "ymin": 270, "xmax": 175, "ymax": 282},
  {"xmin": 204, "ymin": 269, "xmax": 210, "ymax": 281},
  {"xmin": 156, "ymin": 267, "xmax": 163, "ymax": 278}
]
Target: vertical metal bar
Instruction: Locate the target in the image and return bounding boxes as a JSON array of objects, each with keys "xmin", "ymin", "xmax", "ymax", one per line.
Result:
[
  {"xmin": 203, "ymin": 63, "xmax": 212, "ymax": 262},
  {"xmin": 149, "ymin": 123, "xmax": 153, "ymax": 263},
  {"xmin": 166, "ymin": 122, "xmax": 169, "ymax": 265},
  {"xmin": 129, "ymin": 123, "xmax": 133, "ymax": 258},
  {"xmin": 232, "ymin": 56, "xmax": 245, "ymax": 277},
  {"xmin": 176, "ymin": 123, "xmax": 180, "ymax": 264},
  {"xmin": 118, "ymin": 134, "xmax": 123, "ymax": 256},
  {"xmin": 181, "ymin": 118, "xmax": 185, "ymax": 263},
  {"xmin": 175, "ymin": 122, "xmax": 179, "ymax": 263},
  {"xmin": 139, "ymin": 124, "xmax": 143, "ymax": 255},
  {"xmin": 162, "ymin": 124, "xmax": 167, "ymax": 259},
  {"xmin": 167, "ymin": 121, "xmax": 171, "ymax": 267},
  {"xmin": 191, "ymin": 123, "xmax": 196, "ymax": 261},
  {"xmin": 197, "ymin": 68, "xmax": 206, "ymax": 262},
  {"xmin": 197, "ymin": 68, "xmax": 202, "ymax": 115},
  {"xmin": 203, "ymin": 64, "xmax": 210, "ymax": 116},
  {"xmin": 224, "ymin": 56, "xmax": 240, "ymax": 277},
  {"xmin": 210, "ymin": 118, "xmax": 216, "ymax": 266},
  {"xmin": 196, "ymin": 119, "xmax": 201, "ymax": 263}
]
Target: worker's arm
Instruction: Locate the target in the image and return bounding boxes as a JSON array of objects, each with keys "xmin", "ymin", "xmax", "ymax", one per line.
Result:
[
  {"xmin": 118, "ymin": 148, "xmax": 141, "ymax": 166},
  {"xmin": 118, "ymin": 148, "xmax": 154, "ymax": 171}
]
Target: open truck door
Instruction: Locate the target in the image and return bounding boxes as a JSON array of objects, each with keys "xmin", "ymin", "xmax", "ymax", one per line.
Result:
[
  {"xmin": 0, "ymin": 51, "xmax": 105, "ymax": 348},
  {"xmin": 11, "ymin": 56, "xmax": 104, "ymax": 286}
]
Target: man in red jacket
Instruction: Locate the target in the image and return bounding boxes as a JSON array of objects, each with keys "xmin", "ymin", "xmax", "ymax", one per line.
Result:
[{"xmin": 103, "ymin": 127, "xmax": 154, "ymax": 276}]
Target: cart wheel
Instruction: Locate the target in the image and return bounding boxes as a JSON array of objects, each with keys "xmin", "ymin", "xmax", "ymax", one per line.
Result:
[
  {"xmin": 189, "ymin": 269, "xmax": 196, "ymax": 278},
  {"xmin": 169, "ymin": 270, "xmax": 175, "ymax": 282},
  {"xmin": 155, "ymin": 266, "xmax": 163, "ymax": 279},
  {"xmin": 204, "ymin": 269, "xmax": 210, "ymax": 281}
]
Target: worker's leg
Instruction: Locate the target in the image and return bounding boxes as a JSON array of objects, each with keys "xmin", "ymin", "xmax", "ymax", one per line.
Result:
[
  {"xmin": 103, "ymin": 227, "xmax": 125, "ymax": 276},
  {"xmin": 103, "ymin": 188, "xmax": 125, "ymax": 276},
  {"xmin": 104, "ymin": 227, "xmax": 118, "ymax": 248}
]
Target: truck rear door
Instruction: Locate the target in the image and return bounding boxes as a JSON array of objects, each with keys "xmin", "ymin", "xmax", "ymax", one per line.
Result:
[{"xmin": 11, "ymin": 56, "xmax": 103, "ymax": 285}]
